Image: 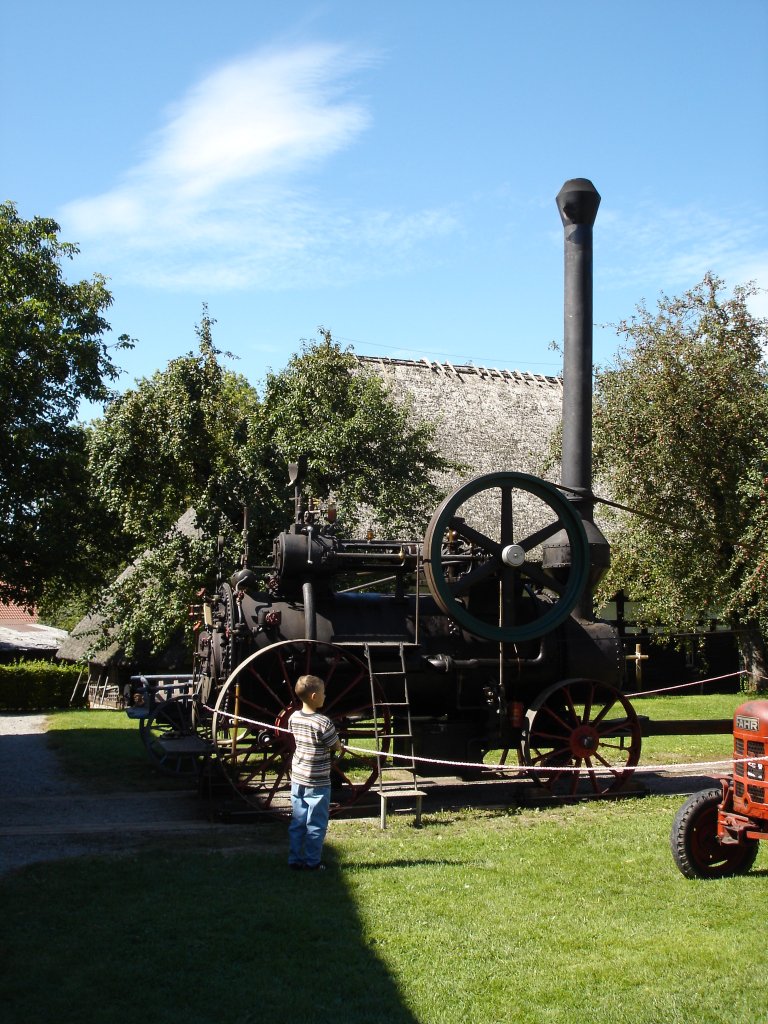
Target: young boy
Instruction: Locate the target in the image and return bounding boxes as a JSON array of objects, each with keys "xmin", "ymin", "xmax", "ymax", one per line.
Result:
[{"xmin": 287, "ymin": 674, "xmax": 343, "ymax": 871}]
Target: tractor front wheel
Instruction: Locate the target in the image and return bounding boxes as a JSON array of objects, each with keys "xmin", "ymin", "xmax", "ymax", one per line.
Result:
[{"xmin": 670, "ymin": 787, "xmax": 759, "ymax": 879}]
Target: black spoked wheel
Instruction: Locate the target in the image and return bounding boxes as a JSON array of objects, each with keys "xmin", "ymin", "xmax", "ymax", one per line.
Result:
[
  {"xmin": 519, "ymin": 678, "xmax": 642, "ymax": 796},
  {"xmin": 671, "ymin": 787, "xmax": 759, "ymax": 878},
  {"xmin": 212, "ymin": 640, "xmax": 390, "ymax": 818},
  {"xmin": 139, "ymin": 694, "xmax": 203, "ymax": 779}
]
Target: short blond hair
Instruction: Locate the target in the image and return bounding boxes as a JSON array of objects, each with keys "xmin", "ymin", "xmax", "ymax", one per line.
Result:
[{"xmin": 294, "ymin": 674, "xmax": 325, "ymax": 700}]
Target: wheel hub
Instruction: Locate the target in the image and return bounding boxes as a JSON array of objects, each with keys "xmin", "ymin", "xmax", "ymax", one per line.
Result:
[
  {"xmin": 274, "ymin": 707, "xmax": 297, "ymax": 753},
  {"xmin": 501, "ymin": 543, "xmax": 526, "ymax": 567},
  {"xmin": 569, "ymin": 724, "xmax": 600, "ymax": 757}
]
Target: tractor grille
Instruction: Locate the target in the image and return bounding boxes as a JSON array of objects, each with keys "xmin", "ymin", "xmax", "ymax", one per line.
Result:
[
  {"xmin": 734, "ymin": 738, "xmax": 766, "ymax": 778},
  {"xmin": 735, "ymin": 779, "xmax": 766, "ymax": 803}
]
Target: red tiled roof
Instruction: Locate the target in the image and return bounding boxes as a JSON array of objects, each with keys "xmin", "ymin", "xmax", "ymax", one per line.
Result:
[{"xmin": 0, "ymin": 601, "xmax": 38, "ymax": 627}]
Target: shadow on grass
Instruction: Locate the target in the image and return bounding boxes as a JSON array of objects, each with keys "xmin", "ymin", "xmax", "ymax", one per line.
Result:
[
  {"xmin": 45, "ymin": 719, "xmax": 199, "ymax": 793},
  {"xmin": 346, "ymin": 858, "xmax": 464, "ymax": 870},
  {"xmin": 0, "ymin": 839, "xmax": 422, "ymax": 1024}
]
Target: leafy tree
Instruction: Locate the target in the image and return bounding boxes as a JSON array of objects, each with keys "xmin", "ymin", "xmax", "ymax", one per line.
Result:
[
  {"xmin": 86, "ymin": 326, "xmax": 454, "ymax": 658},
  {"xmin": 86, "ymin": 309, "xmax": 265, "ymax": 655},
  {"xmin": 259, "ymin": 329, "xmax": 455, "ymax": 537},
  {"xmin": 88, "ymin": 308, "xmax": 263, "ymax": 543},
  {"xmin": 0, "ymin": 201, "xmax": 132, "ymax": 607},
  {"xmin": 592, "ymin": 274, "xmax": 768, "ymax": 686}
]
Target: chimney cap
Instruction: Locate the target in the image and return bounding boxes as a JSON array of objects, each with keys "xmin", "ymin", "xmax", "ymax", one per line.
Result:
[{"xmin": 556, "ymin": 178, "xmax": 601, "ymax": 227}]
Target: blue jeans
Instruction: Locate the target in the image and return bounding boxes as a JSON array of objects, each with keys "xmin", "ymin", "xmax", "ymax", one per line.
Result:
[{"xmin": 289, "ymin": 783, "xmax": 331, "ymax": 867}]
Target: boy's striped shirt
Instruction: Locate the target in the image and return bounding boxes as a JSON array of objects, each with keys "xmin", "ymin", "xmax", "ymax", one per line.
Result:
[{"xmin": 288, "ymin": 710, "xmax": 339, "ymax": 786}]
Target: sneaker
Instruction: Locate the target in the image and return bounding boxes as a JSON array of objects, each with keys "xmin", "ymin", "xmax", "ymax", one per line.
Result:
[
  {"xmin": 288, "ymin": 862, "xmax": 305, "ymax": 871},
  {"xmin": 305, "ymin": 863, "xmax": 326, "ymax": 871}
]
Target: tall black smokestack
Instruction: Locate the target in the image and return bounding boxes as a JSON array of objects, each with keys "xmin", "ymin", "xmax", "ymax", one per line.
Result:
[
  {"xmin": 557, "ymin": 177, "xmax": 600, "ymax": 508},
  {"xmin": 544, "ymin": 178, "xmax": 609, "ymax": 618}
]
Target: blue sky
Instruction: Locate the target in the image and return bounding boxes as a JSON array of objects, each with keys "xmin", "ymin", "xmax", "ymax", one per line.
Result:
[{"xmin": 3, "ymin": 0, "xmax": 767, "ymax": 405}]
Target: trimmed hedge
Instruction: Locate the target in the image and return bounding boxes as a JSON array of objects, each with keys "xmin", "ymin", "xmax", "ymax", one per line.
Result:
[{"xmin": 0, "ymin": 660, "xmax": 85, "ymax": 711}]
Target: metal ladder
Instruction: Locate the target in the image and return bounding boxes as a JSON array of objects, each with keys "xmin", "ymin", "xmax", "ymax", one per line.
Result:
[{"xmin": 363, "ymin": 642, "xmax": 425, "ymax": 828}]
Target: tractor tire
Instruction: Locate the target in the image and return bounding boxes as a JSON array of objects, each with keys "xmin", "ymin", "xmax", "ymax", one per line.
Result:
[{"xmin": 670, "ymin": 787, "xmax": 759, "ymax": 879}]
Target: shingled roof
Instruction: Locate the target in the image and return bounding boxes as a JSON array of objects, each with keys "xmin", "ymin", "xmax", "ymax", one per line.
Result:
[{"xmin": 0, "ymin": 601, "xmax": 38, "ymax": 629}]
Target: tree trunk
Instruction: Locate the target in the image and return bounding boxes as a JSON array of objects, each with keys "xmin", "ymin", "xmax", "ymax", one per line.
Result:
[{"xmin": 738, "ymin": 623, "xmax": 768, "ymax": 692}]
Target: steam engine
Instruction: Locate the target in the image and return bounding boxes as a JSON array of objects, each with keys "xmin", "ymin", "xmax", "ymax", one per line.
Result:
[{"xmin": 190, "ymin": 179, "xmax": 643, "ymax": 815}]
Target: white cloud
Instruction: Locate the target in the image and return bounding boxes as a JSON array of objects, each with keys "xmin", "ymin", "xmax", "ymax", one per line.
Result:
[
  {"xmin": 598, "ymin": 201, "xmax": 768, "ymax": 308},
  {"xmin": 61, "ymin": 43, "xmax": 457, "ymax": 290}
]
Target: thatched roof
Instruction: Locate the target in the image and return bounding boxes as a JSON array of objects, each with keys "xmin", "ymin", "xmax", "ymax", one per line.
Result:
[
  {"xmin": 357, "ymin": 356, "xmax": 562, "ymax": 490},
  {"xmin": 56, "ymin": 508, "xmax": 201, "ymax": 667},
  {"xmin": 357, "ymin": 357, "xmax": 563, "ymax": 541},
  {"xmin": 54, "ymin": 609, "xmax": 121, "ymax": 666}
]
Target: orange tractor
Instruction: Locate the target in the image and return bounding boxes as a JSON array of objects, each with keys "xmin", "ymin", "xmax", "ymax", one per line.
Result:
[{"xmin": 671, "ymin": 700, "xmax": 768, "ymax": 877}]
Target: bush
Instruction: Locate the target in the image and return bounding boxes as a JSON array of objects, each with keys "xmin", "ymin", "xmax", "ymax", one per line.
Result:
[{"xmin": 0, "ymin": 660, "xmax": 85, "ymax": 710}]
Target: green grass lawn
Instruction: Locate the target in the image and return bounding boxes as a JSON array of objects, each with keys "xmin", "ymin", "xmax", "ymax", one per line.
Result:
[
  {"xmin": 44, "ymin": 707, "xmax": 197, "ymax": 792},
  {"xmin": 0, "ymin": 693, "xmax": 764, "ymax": 1023},
  {"xmin": 1, "ymin": 801, "xmax": 766, "ymax": 1024},
  {"xmin": 46, "ymin": 689, "xmax": 759, "ymax": 792},
  {"xmin": 633, "ymin": 690, "xmax": 754, "ymax": 766}
]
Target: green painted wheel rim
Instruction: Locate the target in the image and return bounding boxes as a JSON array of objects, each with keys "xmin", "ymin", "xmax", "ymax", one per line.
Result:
[{"xmin": 423, "ymin": 472, "xmax": 590, "ymax": 642}]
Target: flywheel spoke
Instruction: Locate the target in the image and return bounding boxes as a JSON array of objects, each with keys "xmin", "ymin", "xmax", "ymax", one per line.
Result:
[
  {"xmin": 518, "ymin": 519, "xmax": 562, "ymax": 553},
  {"xmin": 500, "ymin": 564, "xmax": 516, "ymax": 629},
  {"xmin": 500, "ymin": 485, "xmax": 514, "ymax": 546},
  {"xmin": 449, "ymin": 518, "xmax": 503, "ymax": 557},
  {"xmin": 519, "ymin": 561, "xmax": 566, "ymax": 596},
  {"xmin": 449, "ymin": 558, "xmax": 500, "ymax": 598}
]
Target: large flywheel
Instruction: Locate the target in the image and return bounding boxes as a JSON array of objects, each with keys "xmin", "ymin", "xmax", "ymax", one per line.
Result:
[
  {"xmin": 423, "ymin": 472, "xmax": 590, "ymax": 642},
  {"xmin": 211, "ymin": 640, "xmax": 390, "ymax": 817}
]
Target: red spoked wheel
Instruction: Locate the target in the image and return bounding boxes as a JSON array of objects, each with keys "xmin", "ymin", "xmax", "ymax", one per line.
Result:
[
  {"xmin": 670, "ymin": 787, "xmax": 759, "ymax": 878},
  {"xmin": 211, "ymin": 640, "xmax": 390, "ymax": 817},
  {"xmin": 519, "ymin": 678, "xmax": 641, "ymax": 796}
]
